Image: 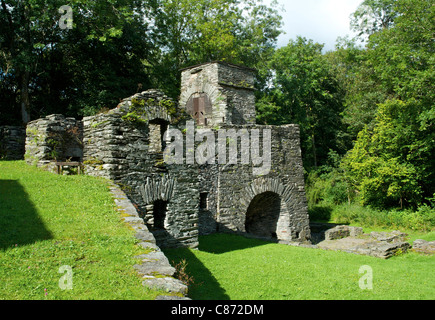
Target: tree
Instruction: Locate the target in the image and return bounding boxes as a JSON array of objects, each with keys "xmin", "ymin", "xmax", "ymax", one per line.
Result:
[
  {"xmin": 326, "ymin": 37, "xmax": 389, "ymax": 139},
  {"xmin": 154, "ymin": 0, "xmax": 283, "ymax": 97},
  {"xmin": 350, "ymin": 0, "xmax": 398, "ymax": 39},
  {"xmin": 342, "ymin": 0, "xmax": 435, "ymax": 208},
  {"xmin": 0, "ymin": 0, "xmax": 158, "ymax": 123},
  {"xmin": 258, "ymin": 37, "xmax": 345, "ymax": 169}
]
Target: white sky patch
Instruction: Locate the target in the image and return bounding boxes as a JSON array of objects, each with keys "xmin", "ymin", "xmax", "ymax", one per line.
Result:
[{"xmin": 264, "ymin": 0, "xmax": 363, "ymax": 51}]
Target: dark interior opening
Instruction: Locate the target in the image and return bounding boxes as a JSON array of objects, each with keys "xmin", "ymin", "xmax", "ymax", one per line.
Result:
[
  {"xmin": 200, "ymin": 193, "xmax": 208, "ymax": 210},
  {"xmin": 153, "ymin": 200, "xmax": 167, "ymax": 229},
  {"xmin": 149, "ymin": 119, "xmax": 169, "ymax": 152},
  {"xmin": 245, "ymin": 192, "xmax": 281, "ymax": 239}
]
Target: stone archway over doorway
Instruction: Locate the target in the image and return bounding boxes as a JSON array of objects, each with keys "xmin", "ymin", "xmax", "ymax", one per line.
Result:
[{"xmin": 245, "ymin": 191, "xmax": 282, "ymax": 239}]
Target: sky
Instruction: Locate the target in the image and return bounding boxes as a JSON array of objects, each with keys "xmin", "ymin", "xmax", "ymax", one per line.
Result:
[{"xmin": 265, "ymin": 0, "xmax": 363, "ymax": 51}]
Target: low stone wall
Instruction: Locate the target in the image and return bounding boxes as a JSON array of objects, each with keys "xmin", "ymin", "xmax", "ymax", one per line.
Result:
[
  {"xmin": 0, "ymin": 125, "xmax": 26, "ymax": 160},
  {"xmin": 25, "ymin": 114, "xmax": 83, "ymax": 166}
]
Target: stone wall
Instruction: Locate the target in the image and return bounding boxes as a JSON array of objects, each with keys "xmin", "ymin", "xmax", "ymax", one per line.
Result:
[
  {"xmin": 0, "ymin": 126, "xmax": 26, "ymax": 160},
  {"xmin": 83, "ymin": 90, "xmax": 199, "ymax": 249},
  {"xmin": 210, "ymin": 124, "xmax": 310, "ymax": 242},
  {"xmin": 179, "ymin": 61, "xmax": 256, "ymax": 126},
  {"xmin": 25, "ymin": 114, "xmax": 83, "ymax": 167}
]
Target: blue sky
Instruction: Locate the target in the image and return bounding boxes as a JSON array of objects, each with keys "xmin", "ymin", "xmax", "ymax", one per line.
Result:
[{"xmin": 266, "ymin": 0, "xmax": 363, "ymax": 51}]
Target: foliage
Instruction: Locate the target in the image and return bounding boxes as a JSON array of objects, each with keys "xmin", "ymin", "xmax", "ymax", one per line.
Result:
[
  {"xmin": 258, "ymin": 37, "xmax": 347, "ymax": 168},
  {"xmin": 153, "ymin": 0, "xmax": 283, "ymax": 97},
  {"xmin": 341, "ymin": 0, "xmax": 435, "ymax": 209},
  {"xmin": 350, "ymin": 0, "xmax": 399, "ymax": 39},
  {"xmin": 0, "ymin": 0, "xmax": 283, "ymax": 123},
  {"xmin": 311, "ymin": 202, "xmax": 435, "ymax": 233}
]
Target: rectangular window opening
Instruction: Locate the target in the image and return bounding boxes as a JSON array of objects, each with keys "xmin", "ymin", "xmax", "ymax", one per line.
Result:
[{"xmin": 200, "ymin": 193, "xmax": 208, "ymax": 210}]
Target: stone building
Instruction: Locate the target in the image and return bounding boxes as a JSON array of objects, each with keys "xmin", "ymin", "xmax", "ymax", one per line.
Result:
[{"xmin": 24, "ymin": 61, "xmax": 311, "ymax": 248}]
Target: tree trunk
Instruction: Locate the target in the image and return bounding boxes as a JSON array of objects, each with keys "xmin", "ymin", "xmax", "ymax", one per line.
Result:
[
  {"xmin": 20, "ymin": 71, "xmax": 31, "ymax": 124},
  {"xmin": 311, "ymin": 132, "xmax": 318, "ymax": 168}
]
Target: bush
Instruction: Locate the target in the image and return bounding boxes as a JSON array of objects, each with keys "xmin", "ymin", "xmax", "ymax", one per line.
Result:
[
  {"xmin": 329, "ymin": 203, "xmax": 435, "ymax": 232},
  {"xmin": 306, "ymin": 167, "xmax": 351, "ymax": 209}
]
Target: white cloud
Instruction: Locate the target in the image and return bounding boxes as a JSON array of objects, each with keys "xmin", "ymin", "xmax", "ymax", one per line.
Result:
[{"xmin": 266, "ymin": 0, "xmax": 362, "ymax": 51}]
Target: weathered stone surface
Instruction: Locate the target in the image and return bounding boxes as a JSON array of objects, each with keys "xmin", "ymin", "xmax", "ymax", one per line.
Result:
[
  {"xmin": 370, "ymin": 231, "xmax": 408, "ymax": 243},
  {"xmin": 325, "ymin": 225, "xmax": 363, "ymax": 241},
  {"xmin": 24, "ymin": 114, "xmax": 83, "ymax": 167},
  {"xmin": 318, "ymin": 228, "xmax": 411, "ymax": 259},
  {"xmin": 142, "ymin": 277, "xmax": 188, "ymax": 295},
  {"xmin": 413, "ymin": 239, "xmax": 435, "ymax": 254},
  {"xmin": 0, "ymin": 126, "xmax": 26, "ymax": 160},
  {"xmin": 134, "ymin": 261, "xmax": 176, "ymax": 277}
]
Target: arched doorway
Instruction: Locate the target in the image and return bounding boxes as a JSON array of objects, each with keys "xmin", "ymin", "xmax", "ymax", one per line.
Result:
[{"xmin": 245, "ymin": 191, "xmax": 281, "ymax": 240}]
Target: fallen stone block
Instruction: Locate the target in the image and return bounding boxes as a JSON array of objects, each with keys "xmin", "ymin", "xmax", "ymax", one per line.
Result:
[
  {"xmin": 413, "ymin": 239, "xmax": 435, "ymax": 254},
  {"xmin": 370, "ymin": 231, "xmax": 408, "ymax": 243},
  {"xmin": 325, "ymin": 225, "xmax": 363, "ymax": 240},
  {"xmin": 143, "ymin": 277, "xmax": 188, "ymax": 295}
]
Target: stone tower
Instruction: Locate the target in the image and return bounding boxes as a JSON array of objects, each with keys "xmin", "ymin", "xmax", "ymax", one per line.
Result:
[{"xmin": 179, "ymin": 61, "xmax": 257, "ymax": 126}]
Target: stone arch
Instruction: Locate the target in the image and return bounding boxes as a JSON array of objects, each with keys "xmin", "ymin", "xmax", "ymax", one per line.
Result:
[
  {"xmin": 139, "ymin": 176, "xmax": 176, "ymax": 230},
  {"xmin": 139, "ymin": 176, "xmax": 176, "ymax": 204},
  {"xmin": 240, "ymin": 178, "xmax": 295, "ymax": 241},
  {"xmin": 245, "ymin": 191, "xmax": 281, "ymax": 239}
]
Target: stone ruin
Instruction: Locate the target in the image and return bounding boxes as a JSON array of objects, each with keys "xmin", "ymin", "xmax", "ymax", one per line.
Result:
[
  {"xmin": 24, "ymin": 61, "xmax": 312, "ymax": 249},
  {"xmin": 0, "ymin": 126, "xmax": 26, "ymax": 160}
]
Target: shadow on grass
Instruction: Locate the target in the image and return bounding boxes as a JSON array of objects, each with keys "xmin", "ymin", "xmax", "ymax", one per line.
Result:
[
  {"xmin": 0, "ymin": 180, "xmax": 53, "ymax": 250},
  {"xmin": 164, "ymin": 246, "xmax": 231, "ymax": 300},
  {"xmin": 198, "ymin": 233, "xmax": 272, "ymax": 254},
  {"xmin": 163, "ymin": 234, "xmax": 272, "ymax": 300}
]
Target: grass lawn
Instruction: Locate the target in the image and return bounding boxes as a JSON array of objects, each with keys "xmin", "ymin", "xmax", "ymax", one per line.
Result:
[
  {"xmin": 164, "ymin": 233, "xmax": 435, "ymax": 300},
  {"xmin": 2, "ymin": 161, "xmax": 434, "ymax": 301},
  {"xmin": 0, "ymin": 161, "xmax": 166, "ymax": 300}
]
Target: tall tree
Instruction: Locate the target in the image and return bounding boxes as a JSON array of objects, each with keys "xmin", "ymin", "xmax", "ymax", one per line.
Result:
[
  {"xmin": 342, "ymin": 0, "xmax": 435, "ymax": 208},
  {"xmin": 350, "ymin": 0, "xmax": 398, "ymax": 39},
  {"xmin": 0, "ymin": 0, "xmax": 158, "ymax": 123},
  {"xmin": 258, "ymin": 37, "xmax": 345, "ymax": 169},
  {"xmin": 153, "ymin": 0, "xmax": 283, "ymax": 97}
]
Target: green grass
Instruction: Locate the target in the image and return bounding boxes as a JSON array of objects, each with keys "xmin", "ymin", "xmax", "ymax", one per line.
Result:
[
  {"xmin": 165, "ymin": 233, "xmax": 435, "ymax": 300},
  {"xmin": 0, "ymin": 161, "xmax": 166, "ymax": 300},
  {"xmin": 2, "ymin": 161, "xmax": 434, "ymax": 300}
]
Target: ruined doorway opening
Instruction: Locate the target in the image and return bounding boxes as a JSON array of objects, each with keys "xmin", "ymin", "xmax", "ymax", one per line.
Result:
[
  {"xmin": 245, "ymin": 192, "xmax": 281, "ymax": 240},
  {"xmin": 152, "ymin": 200, "xmax": 168, "ymax": 230}
]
